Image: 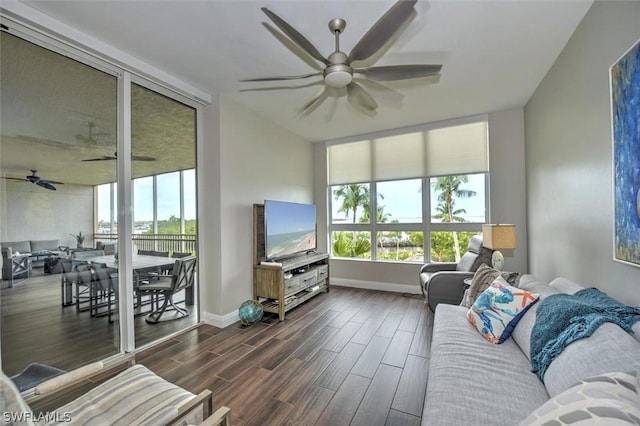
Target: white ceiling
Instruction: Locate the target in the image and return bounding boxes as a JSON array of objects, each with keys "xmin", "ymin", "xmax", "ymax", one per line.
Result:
[{"xmin": 16, "ymin": 0, "xmax": 592, "ymax": 143}]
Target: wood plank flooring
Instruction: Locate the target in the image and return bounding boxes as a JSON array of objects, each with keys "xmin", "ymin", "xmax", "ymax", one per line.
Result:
[
  {"xmin": 137, "ymin": 286, "xmax": 433, "ymax": 425},
  {"xmin": 1, "ymin": 267, "xmax": 197, "ymax": 376}
]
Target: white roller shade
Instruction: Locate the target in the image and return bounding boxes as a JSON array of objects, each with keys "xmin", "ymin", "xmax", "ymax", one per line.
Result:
[
  {"xmin": 373, "ymin": 132, "xmax": 425, "ymax": 181},
  {"xmin": 328, "ymin": 140, "xmax": 371, "ymax": 185},
  {"xmin": 425, "ymin": 121, "xmax": 488, "ymax": 176},
  {"xmin": 328, "ymin": 119, "xmax": 488, "ymax": 184}
]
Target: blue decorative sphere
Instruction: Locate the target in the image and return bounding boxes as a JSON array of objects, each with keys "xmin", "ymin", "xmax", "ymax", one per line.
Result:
[{"xmin": 238, "ymin": 300, "xmax": 263, "ymax": 325}]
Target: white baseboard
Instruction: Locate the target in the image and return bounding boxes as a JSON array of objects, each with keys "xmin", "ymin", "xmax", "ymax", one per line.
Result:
[
  {"xmin": 203, "ymin": 279, "xmax": 421, "ymax": 328},
  {"xmin": 331, "ymin": 278, "xmax": 422, "ymax": 295},
  {"xmin": 203, "ymin": 310, "xmax": 239, "ymax": 328}
]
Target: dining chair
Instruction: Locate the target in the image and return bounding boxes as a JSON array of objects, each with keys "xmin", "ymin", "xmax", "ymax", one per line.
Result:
[
  {"xmin": 135, "ymin": 256, "xmax": 196, "ymax": 324},
  {"xmin": 171, "ymin": 252, "xmax": 191, "ymax": 258}
]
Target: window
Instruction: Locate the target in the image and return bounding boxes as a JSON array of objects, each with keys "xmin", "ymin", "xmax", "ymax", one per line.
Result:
[{"xmin": 328, "ymin": 117, "xmax": 488, "ymax": 263}]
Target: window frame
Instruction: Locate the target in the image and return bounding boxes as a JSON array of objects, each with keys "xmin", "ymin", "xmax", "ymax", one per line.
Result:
[{"xmin": 327, "ymin": 115, "xmax": 490, "ymax": 264}]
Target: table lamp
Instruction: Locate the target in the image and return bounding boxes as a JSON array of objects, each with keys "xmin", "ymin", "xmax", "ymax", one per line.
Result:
[{"xmin": 482, "ymin": 224, "xmax": 516, "ymax": 270}]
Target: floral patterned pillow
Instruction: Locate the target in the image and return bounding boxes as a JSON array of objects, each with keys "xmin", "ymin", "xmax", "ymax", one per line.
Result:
[
  {"xmin": 467, "ymin": 276, "xmax": 539, "ymax": 344},
  {"xmin": 461, "ymin": 263, "xmax": 519, "ymax": 308}
]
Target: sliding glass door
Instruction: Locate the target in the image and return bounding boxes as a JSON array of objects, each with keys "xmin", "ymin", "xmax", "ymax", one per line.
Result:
[
  {"xmin": 0, "ymin": 27, "xmax": 200, "ymax": 383},
  {"xmin": 131, "ymin": 82, "xmax": 198, "ymax": 347},
  {"xmin": 0, "ymin": 31, "xmax": 120, "ymax": 377}
]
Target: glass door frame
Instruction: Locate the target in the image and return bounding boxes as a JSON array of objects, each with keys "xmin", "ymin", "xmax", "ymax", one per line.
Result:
[{"xmin": 0, "ymin": 16, "xmax": 205, "ymax": 359}]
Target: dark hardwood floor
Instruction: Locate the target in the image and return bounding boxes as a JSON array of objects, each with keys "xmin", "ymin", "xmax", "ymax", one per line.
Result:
[
  {"xmin": 136, "ymin": 286, "xmax": 433, "ymax": 426},
  {"xmin": 1, "ymin": 267, "xmax": 197, "ymax": 376}
]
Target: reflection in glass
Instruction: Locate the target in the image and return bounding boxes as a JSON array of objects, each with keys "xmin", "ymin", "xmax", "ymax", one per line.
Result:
[
  {"xmin": 131, "ymin": 84, "xmax": 197, "ymax": 347},
  {"xmin": 0, "ymin": 32, "xmax": 119, "ymax": 380}
]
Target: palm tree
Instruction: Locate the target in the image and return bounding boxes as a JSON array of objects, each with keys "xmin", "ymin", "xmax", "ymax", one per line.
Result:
[
  {"xmin": 361, "ymin": 204, "xmax": 391, "ymax": 223},
  {"xmin": 332, "ymin": 232, "xmax": 371, "ymax": 258},
  {"xmin": 334, "ymin": 184, "xmax": 369, "ymax": 223},
  {"xmin": 432, "ymin": 176, "xmax": 476, "ymax": 261}
]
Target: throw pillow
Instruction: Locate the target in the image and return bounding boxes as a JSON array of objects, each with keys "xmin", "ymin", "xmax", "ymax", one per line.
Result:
[
  {"xmin": 519, "ymin": 371, "xmax": 640, "ymax": 425},
  {"xmin": 467, "ymin": 276, "xmax": 539, "ymax": 344},
  {"xmin": 462, "ymin": 263, "xmax": 520, "ymax": 308}
]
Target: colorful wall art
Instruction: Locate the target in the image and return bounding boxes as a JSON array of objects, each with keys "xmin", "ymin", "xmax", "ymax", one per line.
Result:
[{"xmin": 611, "ymin": 38, "xmax": 640, "ymax": 266}]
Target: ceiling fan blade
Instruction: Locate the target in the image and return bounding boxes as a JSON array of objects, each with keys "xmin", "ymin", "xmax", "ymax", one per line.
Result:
[
  {"xmin": 354, "ymin": 78, "xmax": 405, "ymax": 105},
  {"xmin": 261, "ymin": 7, "xmax": 329, "ymax": 66},
  {"xmin": 132, "ymin": 155, "xmax": 156, "ymax": 162},
  {"xmin": 82, "ymin": 156, "xmax": 117, "ymax": 162},
  {"xmin": 300, "ymin": 86, "xmax": 329, "ymax": 115},
  {"xmin": 40, "ymin": 179, "xmax": 64, "ymax": 185},
  {"xmin": 348, "ymin": 0, "xmax": 417, "ymax": 63},
  {"xmin": 36, "ymin": 180, "xmax": 56, "ymax": 191},
  {"xmin": 240, "ymin": 80, "xmax": 324, "ymax": 93},
  {"xmin": 240, "ymin": 72, "xmax": 322, "ymax": 83},
  {"xmin": 347, "ymin": 82, "xmax": 379, "ymax": 112},
  {"xmin": 356, "ymin": 64, "xmax": 442, "ymax": 81},
  {"xmin": 2, "ymin": 177, "xmax": 29, "ymax": 181},
  {"xmin": 262, "ymin": 23, "xmax": 323, "ymax": 71},
  {"xmin": 82, "ymin": 153, "xmax": 155, "ymax": 162}
]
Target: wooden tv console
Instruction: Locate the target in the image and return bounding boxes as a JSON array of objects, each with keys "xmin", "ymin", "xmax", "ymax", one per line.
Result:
[{"xmin": 253, "ymin": 204, "xmax": 329, "ymax": 320}]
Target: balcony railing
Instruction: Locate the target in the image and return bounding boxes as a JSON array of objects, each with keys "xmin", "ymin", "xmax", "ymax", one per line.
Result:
[{"xmin": 94, "ymin": 233, "xmax": 197, "ymax": 255}]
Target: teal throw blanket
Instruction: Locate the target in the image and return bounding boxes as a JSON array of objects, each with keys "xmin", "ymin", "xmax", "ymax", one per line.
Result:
[{"xmin": 530, "ymin": 287, "xmax": 640, "ymax": 381}]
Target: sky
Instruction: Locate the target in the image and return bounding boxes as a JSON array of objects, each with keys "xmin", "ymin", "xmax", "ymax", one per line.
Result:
[
  {"xmin": 99, "ymin": 172, "xmax": 485, "ymax": 226},
  {"xmin": 331, "ymin": 174, "xmax": 486, "ymax": 224},
  {"xmin": 97, "ymin": 169, "xmax": 196, "ymax": 223}
]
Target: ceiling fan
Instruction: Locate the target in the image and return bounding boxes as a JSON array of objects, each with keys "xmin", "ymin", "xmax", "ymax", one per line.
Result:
[
  {"xmin": 240, "ymin": 0, "xmax": 442, "ymax": 114},
  {"xmin": 82, "ymin": 152, "xmax": 156, "ymax": 162},
  {"xmin": 2, "ymin": 170, "xmax": 63, "ymax": 191},
  {"xmin": 76, "ymin": 122, "xmax": 112, "ymax": 147}
]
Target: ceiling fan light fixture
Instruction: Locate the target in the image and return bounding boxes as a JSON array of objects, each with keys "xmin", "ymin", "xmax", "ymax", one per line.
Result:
[{"xmin": 324, "ymin": 70, "xmax": 352, "ymax": 88}]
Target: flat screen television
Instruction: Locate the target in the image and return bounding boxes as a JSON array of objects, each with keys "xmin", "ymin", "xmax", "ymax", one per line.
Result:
[{"xmin": 264, "ymin": 200, "xmax": 317, "ymax": 260}]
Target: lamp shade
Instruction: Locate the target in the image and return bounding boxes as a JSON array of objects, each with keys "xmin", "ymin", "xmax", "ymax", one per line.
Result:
[{"xmin": 482, "ymin": 224, "xmax": 516, "ymax": 250}]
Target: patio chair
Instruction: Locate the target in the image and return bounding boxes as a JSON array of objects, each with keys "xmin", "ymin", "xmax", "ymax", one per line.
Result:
[
  {"xmin": 9, "ymin": 254, "xmax": 31, "ymax": 286},
  {"xmin": 172, "ymin": 251, "xmax": 192, "ymax": 258},
  {"xmin": 135, "ymin": 256, "xmax": 196, "ymax": 323}
]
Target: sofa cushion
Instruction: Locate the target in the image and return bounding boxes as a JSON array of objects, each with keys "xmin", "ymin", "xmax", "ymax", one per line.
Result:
[
  {"xmin": 549, "ymin": 277, "xmax": 584, "ymax": 294},
  {"xmin": 543, "ymin": 323, "xmax": 640, "ymax": 397},
  {"xmin": 30, "ymin": 240, "xmax": 60, "ymax": 253},
  {"xmin": 467, "ymin": 277, "xmax": 539, "ymax": 344},
  {"xmin": 45, "ymin": 364, "xmax": 195, "ymax": 426},
  {"xmin": 1, "ymin": 241, "xmax": 31, "ymax": 254},
  {"xmin": 519, "ymin": 371, "xmax": 640, "ymax": 425},
  {"xmin": 512, "ymin": 280, "xmax": 562, "ymax": 362},
  {"xmin": 423, "ymin": 304, "xmax": 549, "ymax": 425},
  {"xmin": 461, "ymin": 263, "xmax": 520, "ymax": 307}
]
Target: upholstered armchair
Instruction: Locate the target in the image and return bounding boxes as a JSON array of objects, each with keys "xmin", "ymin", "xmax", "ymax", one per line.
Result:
[{"xmin": 419, "ymin": 235, "xmax": 493, "ymax": 311}]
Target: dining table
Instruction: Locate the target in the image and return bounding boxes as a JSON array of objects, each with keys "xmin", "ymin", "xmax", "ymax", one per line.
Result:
[{"xmin": 61, "ymin": 254, "xmax": 194, "ymax": 311}]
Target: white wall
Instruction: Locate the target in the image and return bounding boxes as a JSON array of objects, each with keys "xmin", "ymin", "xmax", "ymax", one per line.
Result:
[
  {"xmin": 315, "ymin": 108, "xmax": 528, "ymax": 292},
  {"xmin": 525, "ymin": 1, "xmax": 640, "ymax": 305},
  {"xmin": 0, "ymin": 182, "xmax": 93, "ymax": 247},
  {"xmin": 200, "ymin": 97, "xmax": 314, "ymax": 325}
]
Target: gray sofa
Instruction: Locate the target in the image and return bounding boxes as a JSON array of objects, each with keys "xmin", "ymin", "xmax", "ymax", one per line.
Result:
[
  {"xmin": 1, "ymin": 239, "xmax": 63, "ymax": 281},
  {"xmin": 422, "ymin": 275, "xmax": 640, "ymax": 425}
]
